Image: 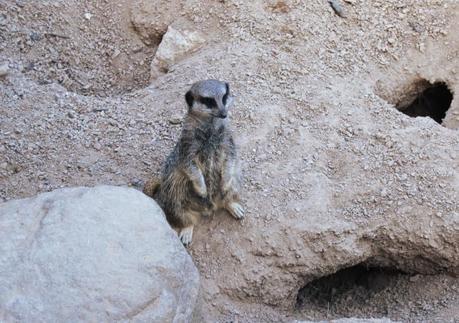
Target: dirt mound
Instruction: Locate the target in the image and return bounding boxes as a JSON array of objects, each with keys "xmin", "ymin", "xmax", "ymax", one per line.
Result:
[{"xmin": 0, "ymin": 0, "xmax": 155, "ymax": 96}]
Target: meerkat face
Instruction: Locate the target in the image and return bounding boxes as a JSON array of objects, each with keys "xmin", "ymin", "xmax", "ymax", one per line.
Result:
[{"xmin": 185, "ymin": 79, "xmax": 233, "ymax": 119}]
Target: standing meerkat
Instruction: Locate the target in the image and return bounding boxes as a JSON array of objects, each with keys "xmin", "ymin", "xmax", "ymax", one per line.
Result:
[{"xmin": 144, "ymin": 79, "xmax": 244, "ymax": 246}]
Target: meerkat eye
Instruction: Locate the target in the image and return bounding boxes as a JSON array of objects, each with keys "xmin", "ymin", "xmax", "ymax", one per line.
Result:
[
  {"xmin": 222, "ymin": 93, "xmax": 228, "ymax": 105},
  {"xmin": 199, "ymin": 97, "xmax": 217, "ymax": 108}
]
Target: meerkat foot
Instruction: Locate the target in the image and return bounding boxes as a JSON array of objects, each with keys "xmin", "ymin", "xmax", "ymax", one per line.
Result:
[
  {"xmin": 178, "ymin": 226, "xmax": 194, "ymax": 246},
  {"xmin": 227, "ymin": 202, "xmax": 245, "ymax": 220}
]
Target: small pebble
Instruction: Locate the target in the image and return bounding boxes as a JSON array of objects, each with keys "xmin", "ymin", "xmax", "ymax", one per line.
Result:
[
  {"xmin": 328, "ymin": 0, "xmax": 346, "ymax": 18},
  {"xmin": 410, "ymin": 275, "xmax": 421, "ymax": 282},
  {"xmin": 30, "ymin": 32, "xmax": 41, "ymax": 41},
  {"xmin": 0, "ymin": 63, "xmax": 10, "ymax": 77},
  {"xmin": 169, "ymin": 117, "xmax": 182, "ymax": 125}
]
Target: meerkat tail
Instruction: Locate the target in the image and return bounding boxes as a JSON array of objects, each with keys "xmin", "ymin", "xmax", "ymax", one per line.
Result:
[{"xmin": 143, "ymin": 178, "xmax": 161, "ymax": 197}]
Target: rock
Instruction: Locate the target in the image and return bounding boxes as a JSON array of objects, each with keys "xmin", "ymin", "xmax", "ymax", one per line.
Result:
[
  {"xmin": 169, "ymin": 116, "xmax": 182, "ymax": 125},
  {"xmin": 0, "ymin": 186, "xmax": 200, "ymax": 322},
  {"xmin": 93, "ymin": 142, "xmax": 102, "ymax": 150},
  {"xmin": 150, "ymin": 25, "xmax": 206, "ymax": 79},
  {"xmin": 129, "ymin": 178, "xmax": 145, "ymax": 189},
  {"xmin": 328, "ymin": 0, "xmax": 346, "ymax": 18},
  {"xmin": 0, "ymin": 63, "xmax": 9, "ymax": 77},
  {"xmin": 130, "ymin": 0, "xmax": 182, "ymax": 46},
  {"xmin": 30, "ymin": 32, "xmax": 41, "ymax": 42},
  {"xmin": 410, "ymin": 274, "xmax": 421, "ymax": 282},
  {"xmin": 111, "ymin": 48, "xmax": 121, "ymax": 59}
]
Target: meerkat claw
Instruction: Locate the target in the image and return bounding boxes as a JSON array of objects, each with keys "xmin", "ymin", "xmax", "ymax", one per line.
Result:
[
  {"xmin": 227, "ymin": 202, "xmax": 245, "ymax": 220},
  {"xmin": 178, "ymin": 226, "xmax": 194, "ymax": 246}
]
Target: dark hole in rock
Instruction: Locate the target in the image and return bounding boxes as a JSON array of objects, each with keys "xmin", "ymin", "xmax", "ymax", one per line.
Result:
[
  {"xmin": 296, "ymin": 264, "xmax": 406, "ymax": 309},
  {"xmin": 295, "ymin": 262, "xmax": 458, "ymax": 321},
  {"xmin": 397, "ymin": 81, "xmax": 453, "ymax": 124}
]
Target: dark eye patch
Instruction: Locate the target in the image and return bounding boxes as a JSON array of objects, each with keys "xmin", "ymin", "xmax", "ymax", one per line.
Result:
[
  {"xmin": 222, "ymin": 93, "xmax": 228, "ymax": 105},
  {"xmin": 199, "ymin": 97, "xmax": 217, "ymax": 108}
]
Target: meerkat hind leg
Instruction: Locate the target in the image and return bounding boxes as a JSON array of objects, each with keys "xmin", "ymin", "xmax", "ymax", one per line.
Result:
[
  {"xmin": 222, "ymin": 158, "xmax": 237, "ymax": 194},
  {"xmin": 178, "ymin": 226, "xmax": 194, "ymax": 246},
  {"xmin": 177, "ymin": 210, "xmax": 199, "ymax": 246},
  {"xmin": 222, "ymin": 164, "xmax": 244, "ymax": 219},
  {"xmin": 226, "ymin": 201, "xmax": 245, "ymax": 220}
]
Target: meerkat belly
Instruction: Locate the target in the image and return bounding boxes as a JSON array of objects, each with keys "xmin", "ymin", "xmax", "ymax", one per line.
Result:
[{"xmin": 199, "ymin": 150, "xmax": 224, "ymax": 204}]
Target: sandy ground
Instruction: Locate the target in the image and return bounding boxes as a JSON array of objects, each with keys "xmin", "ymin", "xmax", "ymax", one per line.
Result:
[{"xmin": 1, "ymin": 0, "xmax": 458, "ymax": 322}]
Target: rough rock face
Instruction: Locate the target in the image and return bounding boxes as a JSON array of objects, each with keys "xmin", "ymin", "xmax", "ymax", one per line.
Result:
[
  {"xmin": 0, "ymin": 186, "xmax": 199, "ymax": 322},
  {"xmin": 150, "ymin": 25, "xmax": 206, "ymax": 79},
  {"xmin": 130, "ymin": 0, "xmax": 183, "ymax": 46}
]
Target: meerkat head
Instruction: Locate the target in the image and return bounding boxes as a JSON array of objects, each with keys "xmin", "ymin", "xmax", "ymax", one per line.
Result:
[{"xmin": 185, "ymin": 79, "xmax": 234, "ymax": 119}]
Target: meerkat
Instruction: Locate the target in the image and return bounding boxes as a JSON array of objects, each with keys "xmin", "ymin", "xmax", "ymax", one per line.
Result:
[{"xmin": 144, "ymin": 79, "xmax": 244, "ymax": 246}]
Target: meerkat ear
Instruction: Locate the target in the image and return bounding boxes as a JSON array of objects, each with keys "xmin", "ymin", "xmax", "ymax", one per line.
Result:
[
  {"xmin": 185, "ymin": 91, "xmax": 194, "ymax": 109},
  {"xmin": 224, "ymin": 83, "xmax": 233, "ymax": 108}
]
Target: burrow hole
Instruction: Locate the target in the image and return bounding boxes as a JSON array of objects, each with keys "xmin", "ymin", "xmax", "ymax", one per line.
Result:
[
  {"xmin": 296, "ymin": 262, "xmax": 457, "ymax": 320},
  {"xmin": 397, "ymin": 81, "xmax": 453, "ymax": 124},
  {"xmin": 296, "ymin": 264, "xmax": 406, "ymax": 310}
]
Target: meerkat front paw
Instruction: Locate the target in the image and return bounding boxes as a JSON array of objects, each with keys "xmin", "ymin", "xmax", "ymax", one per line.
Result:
[
  {"xmin": 227, "ymin": 202, "xmax": 245, "ymax": 220},
  {"xmin": 178, "ymin": 226, "xmax": 194, "ymax": 246},
  {"xmin": 187, "ymin": 162, "xmax": 208, "ymax": 198}
]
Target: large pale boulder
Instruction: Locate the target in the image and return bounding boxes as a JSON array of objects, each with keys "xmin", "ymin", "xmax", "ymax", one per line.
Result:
[{"xmin": 0, "ymin": 186, "xmax": 199, "ymax": 322}]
